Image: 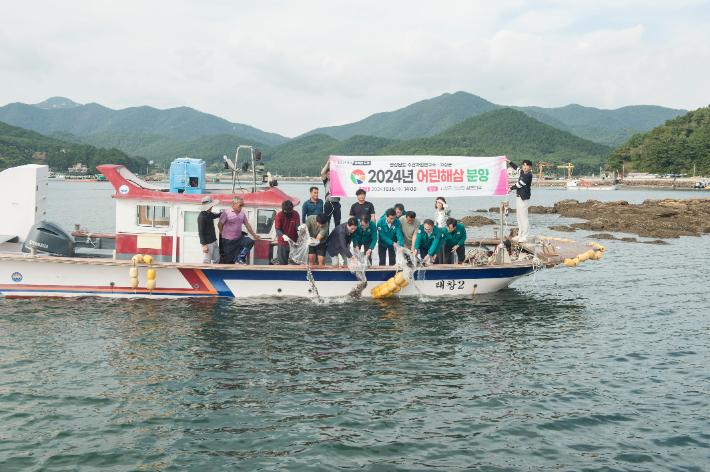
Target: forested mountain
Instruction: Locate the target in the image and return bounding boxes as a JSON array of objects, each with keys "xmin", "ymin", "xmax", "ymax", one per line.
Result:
[
  {"xmin": 48, "ymin": 130, "xmax": 267, "ymax": 169},
  {"xmin": 0, "ymin": 99, "xmax": 289, "ymax": 146},
  {"xmin": 0, "ymin": 121, "xmax": 146, "ymax": 173},
  {"xmin": 300, "ymin": 92, "xmax": 686, "ymax": 147},
  {"xmin": 261, "ymin": 135, "xmax": 400, "ymax": 176},
  {"xmin": 33, "ymin": 97, "xmax": 83, "ymax": 110},
  {"xmin": 608, "ymin": 107, "xmax": 710, "ymax": 175},
  {"xmin": 302, "ymin": 92, "xmax": 500, "ymax": 141},
  {"xmin": 262, "ymin": 109, "xmax": 611, "ymax": 176},
  {"xmin": 375, "ymin": 108, "xmax": 612, "ymax": 175}
]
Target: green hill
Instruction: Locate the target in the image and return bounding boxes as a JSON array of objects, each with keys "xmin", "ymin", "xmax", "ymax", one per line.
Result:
[
  {"xmin": 608, "ymin": 107, "xmax": 710, "ymax": 175},
  {"xmin": 375, "ymin": 108, "xmax": 613, "ymax": 175},
  {"xmin": 0, "ymin": 121, "xmax": 147, "ymax": 173},
  {"xmin": 0, "ymin": 99, "xmax": 289, "ymax": 146},
  {"xmin": 299, "ymin": 92, "xmax": 686, "ymax": 147},
  {"xmin": 47, "ymin": 130, "xmax": 267, "ymax": 170},
  {"xmin": 261, "ymin": 134, "xmax": 400, "ymax": 176},
  {"xmin": 301, "ymin": 92, "xmax": 500, "ymax": 140}
]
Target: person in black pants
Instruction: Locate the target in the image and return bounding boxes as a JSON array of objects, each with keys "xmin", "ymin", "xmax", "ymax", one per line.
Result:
[{"xmin": 321, "ymin": 160, "xmax": 341, "ymax": 227}]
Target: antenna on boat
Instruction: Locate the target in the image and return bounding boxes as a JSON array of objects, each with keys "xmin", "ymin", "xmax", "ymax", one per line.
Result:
[{"xmin": 224, "ymin": 145, "xmax": 262, "ymax": 193}]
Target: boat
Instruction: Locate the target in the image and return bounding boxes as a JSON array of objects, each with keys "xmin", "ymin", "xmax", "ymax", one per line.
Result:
[
  {"xmin": 0, "ymin": 150, "xmax": 604, "ymax": 299},
  {"xmin": 566, "ymin": 179, "xmax": 619, "ymax": 190},
  {"xmin": 693, "ymin": 180, "xmax": 709, "ymax": 189},
  {"xmin": 64, "ymin": 174, "xmax": 107, "ymax": 182}
]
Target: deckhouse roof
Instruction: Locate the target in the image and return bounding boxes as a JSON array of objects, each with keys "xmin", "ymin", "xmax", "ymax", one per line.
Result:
[{"xmin": 97, "ymin": 165, "xmax": 300, "ymax": 207}]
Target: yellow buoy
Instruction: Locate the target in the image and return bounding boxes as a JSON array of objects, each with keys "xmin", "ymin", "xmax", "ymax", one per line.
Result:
[
  {"xmin": 599, "ymin": 245, "xmax": 605, "ymax": 252},
  {"xmin": 578, "ymin": 253, "xmax": 588, "ymax": 262},
  {"xmin": 147, "ymin": 269, "xmax": 156, "ymax": 280},
  {"xmin": 387, "ymin": 281, "xmax": 398, "ymax": 293},
  {"xmin": 130, "ymin": 277, "xmax": 139, "ymax": 289},
  {"xmin": 595, "ymin": 251, "xmax": 602, "ymax": 259},
  {"xmin": 586, "ymin": 250, "xmax": 595, "ymax": 257},
  {"xmin": 573, "ymin": 257, "xmax": 580, "ymax": 266},
  {"xmin": 391, "ymin": 285, "xmax": 401, "ymax": 294},
  {"xmin": 564, "ymin": 259, "xmax": 575, "ymax": 267},
  {"xmin": 143, "ymin": 254, "xmax": 154, "ymax": 264},
  {"xmin": 399, "ymin": 280, "xmax": 409, "ymax": 288},
  {"xmin": 371, "ymin": 286, "xmax": 380, "ymax": 295},
  {"xmin": 130, "ymin": 267, "xmax": 138, "ymax": 278},
  {"xmin": 562, "ymin": 238, "xmax": 569, "ymax": 242},
  {"xmin": 132, "ymin": 254, "xmax": 143, "ymax": 264},
  {"xmin": 373, "ymin": 292, "xmax": 381, "ymax": 299},
  {"xmin": 394, "ymin": 273, "xmax": 406, "ymax": 285},
  {"xmin": 146, "ymin": 280, "xmax": 156, "ymax": 291}
]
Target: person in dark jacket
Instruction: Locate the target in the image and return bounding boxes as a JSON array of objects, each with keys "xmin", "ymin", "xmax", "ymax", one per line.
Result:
[
  {"xmin": 198, "ymin": 196, "xmax": 221, "ymax": 263},
  {"xmin": 326, "ymin": 217, "xmax": 359, "ymax": 266},
  {"xmin": 506, "ymin": 158, "xmax": 533, "ymax": 241},
  {"xmin": 274, "ymin": 200, "xmax": 300, "ymax": 265},
  {"xmin": 352, "ymin": 215, "xmax": 377, "ymax": 264},
  {"xmin": 443, "ymin": 217, "xmax": 467, "ymax": 264},
  {"xmin": 414, "ymin": 219, "xmax": 444, "ymax": 265}
]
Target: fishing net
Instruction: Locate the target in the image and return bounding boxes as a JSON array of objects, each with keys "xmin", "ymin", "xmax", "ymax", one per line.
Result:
[
  {"xmin": 287, "ymin": 224, "xmax": 312, "ymax": 265},
  {"xmin": 346, "ymin": 247, "xmax": 369, "ymax": 298}
]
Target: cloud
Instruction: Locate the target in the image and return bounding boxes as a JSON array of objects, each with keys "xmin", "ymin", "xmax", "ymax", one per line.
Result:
[{"xmin": 0, "ymin": 1, "xmax": 708, "ymax": 136}]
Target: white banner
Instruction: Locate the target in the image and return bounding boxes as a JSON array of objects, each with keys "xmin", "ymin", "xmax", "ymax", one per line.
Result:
[{"xmin": 328, "ymin": 155, "xmax": 509, "ymax": 198}]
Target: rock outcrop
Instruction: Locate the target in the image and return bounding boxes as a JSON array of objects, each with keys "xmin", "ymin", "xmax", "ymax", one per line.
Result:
[{"xmin": 554, "ymin": 198, "xmax": 710, "ymax": 238}]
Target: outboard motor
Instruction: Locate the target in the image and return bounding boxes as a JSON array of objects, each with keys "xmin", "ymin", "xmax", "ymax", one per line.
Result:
[{"xmin": 22, "ymin": 221, "xmax": 75, "ymax": 257}]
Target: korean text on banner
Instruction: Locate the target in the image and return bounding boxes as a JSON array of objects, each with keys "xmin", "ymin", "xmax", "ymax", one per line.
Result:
[{"xmin": 328, "ymin": 155, "xmax": 509, "ymax": 198}]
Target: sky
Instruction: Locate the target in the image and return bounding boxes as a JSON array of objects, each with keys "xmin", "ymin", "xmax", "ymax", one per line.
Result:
[{"xmin": 1, "ymin": 0, "xmax": 709, "ymax": 137}]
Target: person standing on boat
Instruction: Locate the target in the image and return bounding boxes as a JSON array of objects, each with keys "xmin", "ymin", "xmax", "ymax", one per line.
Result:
[
  {"xmin": 353, "ymin": 215, "xmax": 377, "ymax": 264},
  {"xmin": 414, "ymin": 219, "xmax": 444, "ymax": 265},
  {"xmin": 219, "ymin": 196, "xmax": 260, "ymax": 264},
  {"xmin": 321, "ymin": 160, "xmax": 341, "ymax": 228},
  {"xmin": 301, "ymin": 187, "xmax": 324, "ymax": 223},
  {"xmin": 198, "ymin": 196, "xmax": 221, "ymax": 264},
  {"xmin": 506, "ymin": 158, "xmax": 533, "ymax": 242},
  {"xmin": 443, "ymin": 217, "xmax": 467, "ymax": 264},
  {"xmin": 376, "ymin": 208, "xmax": 404, "ymax": 266},
  {"xmin": 399, "ymin": 211, "xmax": 420, "ymax": 255},
  {"xmin": 433, "ymin": 197, "xmax": 451, "ymax": 263},
  {"xmin": 326, "ymin": 217, "xmax": 360, "ymax": 266},
  {"xmin": 349, "ymin": 189, "xmax": 376, "ymax": 223},
  {"xmin": 274, "ymin": 199, "xmax": 300, "ymax": 265}
]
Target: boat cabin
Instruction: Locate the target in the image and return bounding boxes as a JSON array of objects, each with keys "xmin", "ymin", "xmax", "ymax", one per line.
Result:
[{"xmin": 97, "ymin": 162, "xmax": 299, "ymax": 264}]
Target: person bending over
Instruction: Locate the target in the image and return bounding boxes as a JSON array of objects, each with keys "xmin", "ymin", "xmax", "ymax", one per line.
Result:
[
  {"xmin": 399, "ymin": 210, "xmax": 420, "ymax": 255},
  {"xmin": 353, "ymin": 215, "xmax": 377, "ymax": 264},
  {"xmin": 306, "ymin": 212, "xmax": 329, "ymax": 266},
  {"xmin": 376, "ymin": 208, "xmax": 404, "ymax": 266},
  {"xmin": 443, "ymin": 217, "xmax": 467, "ymax": 264},
  {"xmin": 414, "ymin": 219, "xmax": 444, "ymax": 265},
  {"xmin": 326, "ymin": 217, "xmax": 359, "ymax": 266},
  {"xmin": 274, "ymin": 199, "xmax": 300, "ymax": 265}
]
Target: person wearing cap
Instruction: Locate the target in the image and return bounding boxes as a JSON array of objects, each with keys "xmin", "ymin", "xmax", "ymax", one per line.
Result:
[
  {"xmin": 219, "ymin": 195, "xmax": 261, "ymax": 264},
  {"xmin": 198, "ymin": 196, "xmax": 221, "ymax": 263},
  {"xmin": 274, "ymin": 200, "xmax": 300, "ymax": 265}
]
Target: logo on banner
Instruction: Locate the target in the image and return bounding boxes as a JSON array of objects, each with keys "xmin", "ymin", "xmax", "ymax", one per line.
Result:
[
  {"xmin": 11, "ymin": 272, "xmax": 22, "ymax": 282},
  {"xmin": 351, "ymin": 169, "xmax": 366, "ymax": 184},
  {"xmin": 119, "ymin": 185, "xmax": 129, "ymax": 195},
  {"xmin": 427, "ymin": 186, "xmax": 438, "ymax": 192}
]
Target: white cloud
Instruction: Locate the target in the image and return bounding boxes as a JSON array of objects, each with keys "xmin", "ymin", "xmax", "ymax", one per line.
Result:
[{"xmin": 0, "ymin": 1, "xmax": 708, "ymax": 136}]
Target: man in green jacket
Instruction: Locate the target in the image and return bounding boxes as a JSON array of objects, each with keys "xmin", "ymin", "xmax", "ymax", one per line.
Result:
[
  {"xmin": 443, "ymin": 217, "xmax": 467, "ymax": 264},
  {"xmin": 376, "ymin": 208, "xmax": 404, "ymax": 266},
  {"xmin": 414, "ymin": 218, "xmax": 444, "ymax": 265},
  {"xmin": 353, "ymin": 216, "xmax": 377, "ymax": 263}
]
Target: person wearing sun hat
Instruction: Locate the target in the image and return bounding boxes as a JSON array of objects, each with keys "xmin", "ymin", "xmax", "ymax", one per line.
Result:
[{"xmin": 198, "ymin": 196, "xmax": 221, "ymax": 263}]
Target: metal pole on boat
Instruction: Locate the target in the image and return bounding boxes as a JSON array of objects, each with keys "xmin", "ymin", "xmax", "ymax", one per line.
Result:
[{"xmin": 252, "ymin": 148, "xmax": 257, "ymax": 193}]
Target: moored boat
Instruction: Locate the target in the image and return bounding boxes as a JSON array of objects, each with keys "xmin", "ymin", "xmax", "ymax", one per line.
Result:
[
  {"xmin": 566, "ymin": 179, "xmax": 619, "ymax": 190},
  {"xmin": 0, "ymin": 151, "xmax": 604, "ymax": 299}
]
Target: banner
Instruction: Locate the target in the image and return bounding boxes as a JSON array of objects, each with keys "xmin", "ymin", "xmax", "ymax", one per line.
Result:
[{"xmin": 328, "ymin": 155, "xmax": 509, "ymax": 198}]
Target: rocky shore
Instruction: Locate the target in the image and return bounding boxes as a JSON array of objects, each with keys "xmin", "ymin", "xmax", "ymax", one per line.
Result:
[
  {"xmin": 467, "ymin": 197, "xmax": 710, "ymax": 239},
  {"xmin": 548, "ymin": 198, "xmax": 710, "ymax": 238}
]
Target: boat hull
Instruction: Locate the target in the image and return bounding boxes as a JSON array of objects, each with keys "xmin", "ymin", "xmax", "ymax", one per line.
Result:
[{"xmin": 0, "ymin": 255, "xmax": 535, "ymax": 299}]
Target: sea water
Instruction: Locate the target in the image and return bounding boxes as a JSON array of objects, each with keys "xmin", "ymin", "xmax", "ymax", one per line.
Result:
[{"xmin": 0, "ymin": 181, "xmax": 709, "ymax": 470}]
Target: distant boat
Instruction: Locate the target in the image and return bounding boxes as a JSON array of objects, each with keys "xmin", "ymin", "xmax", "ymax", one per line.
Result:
[
  {"xmin": 566, "ymin": 179, "xmax": 619, "ymax": 190},
  {"xmin": 693, "ymin": 180, "xmax": 709, "ymax": 189},
  {"xmin": 65, "ymin": 174, "xmax": 107, "ymax": 182}
]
